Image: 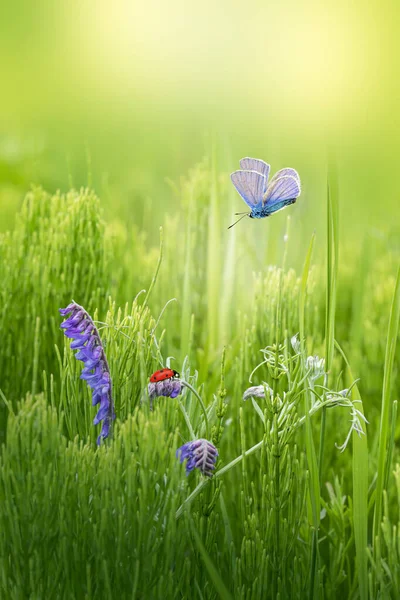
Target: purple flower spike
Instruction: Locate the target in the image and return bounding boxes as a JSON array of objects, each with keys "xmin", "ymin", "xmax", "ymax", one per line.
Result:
[
  {"xmin": 148, "ymin": 379, "xmax": 182, "ymax": 406},
  {"xmin": 176, "ymin": 439, "xmax": 218, "ymax": 477},
  {"xmin": 59, "ymin": 301, "xmax": 115, "ymax": 445}
]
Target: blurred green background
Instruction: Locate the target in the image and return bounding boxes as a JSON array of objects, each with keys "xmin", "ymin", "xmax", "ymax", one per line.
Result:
[{"xmin": 0, "ymin": 0, "xmax": 399, "ymax": 254}]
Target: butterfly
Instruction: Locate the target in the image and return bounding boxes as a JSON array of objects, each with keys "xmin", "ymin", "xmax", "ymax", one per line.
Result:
[{"xmin": 229, "ymin": 157, "xmax": 301, "ymax": 228}]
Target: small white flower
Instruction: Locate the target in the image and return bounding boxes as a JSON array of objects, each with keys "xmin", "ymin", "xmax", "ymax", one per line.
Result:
[
  {"xmin": 326, "ymin": 389, "xmax": 349, "ymax": 403},
  {"xmin": 335, "ymin": 402, "xmax": 369, "ymax": 452},
  {"xmin": 291, "ymin": 334, "xmax": 301, "ymax": 353},
  {"xmin": 306, "ymin": 355, "xmax": 325, "ymax": 381}
]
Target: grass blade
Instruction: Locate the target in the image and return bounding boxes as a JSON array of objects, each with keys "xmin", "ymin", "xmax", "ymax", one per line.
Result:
[
  {"xmin": 335, "ymin": 340, "xmax": 368, "ymax": 600},
  {"xmin": 373, "ymin": 266, "xmax": 400, "ymax": 561},
  {"xmin": 189, "ymin": 517, "xmax": 233, "ymax": 600},
  {"xmin": 299, "ymin": 232, "xmax": 321, "ymax": 598}
]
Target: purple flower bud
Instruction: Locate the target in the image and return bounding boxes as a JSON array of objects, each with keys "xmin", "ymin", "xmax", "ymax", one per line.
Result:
[
  {"xmin": 78, "ymin": 347, "xmax": 102, "ymax": 369},
  {"xmin": 60, "ymin": 312, "xmax": 85, "ymax": 329},
  {"xmin": 59, "ymin": 301, "xmax": 115, "ymax": 445},
  {"xmin": 59, "ymin": 303, "xmax": 77, "ymax": 317},
  {"xmin": 148, "ymin": 379, "xmax": 183, "ymax": 402},
  {"xmin": 243, "ymin": 383, "xmax": 273, "ymax": 401},
  {"xmin": 70, "ymin": 333, "xmax": 93, "ymax": 349},
  {"xmin": 176, "ymin": 439, "xmax": 218, "ymax": 477},
  {"xmin": 80, "ymin": 364, "xmax": 103, "ymax": 383},
  {"xmin": 97, "ymin": 415, "xmax": 114, "ymax": 446},
  {"xmin": 93, "ymin": 395, "xmax": 110, "ymax": 425}
]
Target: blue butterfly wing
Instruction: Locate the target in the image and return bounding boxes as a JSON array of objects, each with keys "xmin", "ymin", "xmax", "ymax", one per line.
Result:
[
  {"xmin": 263, "ymin": 175, "xmax": 301, "ymax": 208},
  {"xmin": 239, "ymin": 158, "xmax": 270, "ymax": 182},
  {"xmin": 265, "ymin": 199, "xmax": 296, "ymax": 215},
  {"xmin": 268, "ymin": 168, "xmax": 300, "ymax": 187},
  {"xmin": 231, "ymin": 170, "xmax": 266, "ymax": 208}
]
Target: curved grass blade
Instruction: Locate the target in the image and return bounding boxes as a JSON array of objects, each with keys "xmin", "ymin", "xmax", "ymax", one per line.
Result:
[
  {"xmin": 188, "ymin": 516, "xmax": 233, "ymax": 600},
  {"xmin": 335, "ymin": 340, "xmax": 368, "ymax": 600}
]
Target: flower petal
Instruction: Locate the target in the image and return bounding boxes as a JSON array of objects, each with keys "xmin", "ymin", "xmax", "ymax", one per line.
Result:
[
  {"xmin": 93, "ymin": 397, "xmax": 110, "ymax": 425},
  {"xmin": 70, "ymin": 334, "xmax": 92, "ymax": 349},
  {"xmin": 59, "ymin": 303, "xmax": 77, "ymax": 316},
  {"xmin": 60, "ymin": 312, "xmax": 85, "ymax": 329}
]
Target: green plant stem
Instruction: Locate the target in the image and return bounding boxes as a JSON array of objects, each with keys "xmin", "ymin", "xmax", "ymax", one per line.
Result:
[
  {"xmin": 177, "ymin": 398, "xmax": 196, "ymax": 439},
  {"xmin": 335, "ymin": 340, "xmax": 368, "ymax": 600},
  {"xmin": 274, "ymin": 411, "xmax": 281, "ymax": 567},
  {"xmin": 272, "ymin": 375, "xmax": 281, "ymax": 581},
  {"xmin": 318, "ymin": 378, "xmax": 328, "ymax": 484},
  {"xmin": 299, "ymin": 232, "xmax": 320, "ymax": 600},
  {"xmin": 141, "ymin": 227, "xmax": 163, "ymax": 310},
  {"xmin": 181, "ymin": 380, "xmax": 210, "ymax": 439},
  {"xmin": 213, "ymin": 347, "xmax": 227, "ymax": 448}
]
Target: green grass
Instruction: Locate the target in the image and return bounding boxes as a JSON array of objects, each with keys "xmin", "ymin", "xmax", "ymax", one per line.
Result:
[{"xmin": 0, "ymin": 161, "xmax": 399, "ymax": 599}]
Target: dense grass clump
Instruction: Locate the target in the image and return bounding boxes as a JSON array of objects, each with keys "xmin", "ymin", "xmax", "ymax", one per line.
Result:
[
  {"xmin": 0, "ymin": 187, "xmax": 111, "ymax": 404},
  {"xmin": 0, "ymin": 162, "xmax": 399, "ymax": 599}
]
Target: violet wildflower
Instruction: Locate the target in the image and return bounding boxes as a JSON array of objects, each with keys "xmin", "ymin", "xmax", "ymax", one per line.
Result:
[
  {"xmin": 176, "ymin": 439, "xmax": 218, "ymax": 477},
  {"xmin": 148, "ymin": 378, "xmax": 182, "ymax": 408},
  {"xmin": 59, "ymin": 301, "xmax": 115, "ymax": 445}
]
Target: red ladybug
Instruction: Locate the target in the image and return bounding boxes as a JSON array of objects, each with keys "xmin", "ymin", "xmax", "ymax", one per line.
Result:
[{"xmin": 149, "ymin": 368, "xmax": 180, "ymax": 383}]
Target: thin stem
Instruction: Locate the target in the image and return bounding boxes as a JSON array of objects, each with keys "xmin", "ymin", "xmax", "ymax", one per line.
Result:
[
  {"xmin": 151, "ymin": 298, "xmax": 177, "ymax": 336},
  {"xmin": 309, "ymin": 531, "xmax": 318, "ymax": 600},
  {"xmin": 274, "ymin": 408, "xmax": 281, "ymax": 564},
  {"xmin": 272, "ymin": 252, "xmax": 285, "ymax": 583},
  {"xmin": 177, "ymin": 398, "xmax": 196, "ymax": 439},
  {"xmin": 141, "ymin": 227, "xmax": 163, "ymax": 311},
  {"xmin": 318, "ymin": 375, "xmax": 328, "ymax": 483},
  {"xmin": 181, "ymin": 380, "xmax": 210, "ymax": 439},
  {"xmin": 308, "ymin": 378, "xmax": 319, "ymax": 600},
  {"xmin": 213, "ymin": 347, "xmax": 227, "ymax": 448},
  {"xmin": 271, "ymin": 373, "xmax": 281, "ymax": 583}
]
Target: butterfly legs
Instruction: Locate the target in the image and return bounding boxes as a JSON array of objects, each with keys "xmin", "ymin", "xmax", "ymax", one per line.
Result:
[{"xmin": 228, "ymin": 213, "xmax": 250, "ymax": 229}]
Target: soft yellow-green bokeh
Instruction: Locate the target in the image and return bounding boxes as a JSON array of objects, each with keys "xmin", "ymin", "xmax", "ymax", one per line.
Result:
[{"xmin": 1, "ymin": 0, "xmax": 399, "ymax": 244}]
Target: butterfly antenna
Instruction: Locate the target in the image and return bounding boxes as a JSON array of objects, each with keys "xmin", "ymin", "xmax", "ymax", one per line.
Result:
[
  {"xmin": 228, "ymin": 213, "xmax": 249, "ymax": 229},
  {"xmin": 234, "ymin": 211, "xmax": 249, "ymax": 215}
]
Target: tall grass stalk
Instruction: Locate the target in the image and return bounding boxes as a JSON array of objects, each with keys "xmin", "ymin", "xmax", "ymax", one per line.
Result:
[
  {"xmin": 373, "ymin": 266, "xmax": 400, "ymax": 585},
  {"xmin": 335, "ymin": 340, "xmax": 369, "ymax": 600},
  {"xmin": 321, "ymin": 169, "xmax": 339, "ymax": 480},
  {"xmin": 299, "ymin": 232, "xmax": 321, "ymax": 598}
]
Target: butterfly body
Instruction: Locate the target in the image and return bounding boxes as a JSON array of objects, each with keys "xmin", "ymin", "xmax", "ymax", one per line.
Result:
[
  {"xmin": 229, "ymin": 158, "xmax": 301, "ymax": 228},
  {"xmin": 249, "ymin": 198, "xmax": 297, "ymax": 219}
]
